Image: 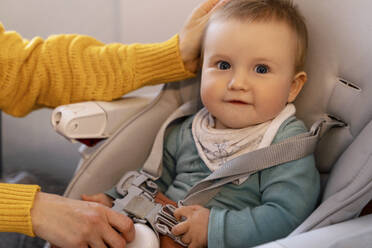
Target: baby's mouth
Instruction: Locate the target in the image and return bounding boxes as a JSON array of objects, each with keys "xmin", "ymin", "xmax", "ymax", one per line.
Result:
[{"xmin": 227, "ymin": 100, "xmax": 249, "ymax": 105}]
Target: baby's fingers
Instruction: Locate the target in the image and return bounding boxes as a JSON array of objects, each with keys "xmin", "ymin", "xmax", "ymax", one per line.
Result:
[
  {"xmin": 181, "ymin": 232, "xmax": 192, "ymax": 246},
  {"xmin": 173, "ymin": 206, "xmax": 195, "ymax": 220},
  {"xmin": 172, "ymin": 221, "xmax": 189, "ymax": 236}
]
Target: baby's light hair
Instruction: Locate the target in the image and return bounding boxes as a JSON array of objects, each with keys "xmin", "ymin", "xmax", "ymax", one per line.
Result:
[{"xmin": 206, "ymin": 0, "xmax": 308, "ymax": 72}]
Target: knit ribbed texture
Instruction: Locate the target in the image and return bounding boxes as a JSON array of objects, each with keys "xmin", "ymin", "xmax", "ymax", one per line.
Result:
[
  {"xmin": 0, "ymin": 22, "xmax": 194, "ymax": 236},
  {"xmin": 0, "ymin": 183, "xmax": 40, "ymax": 236},
  {"xmin": 0, "ymin": 23, "xmax": 194, "ymax": 117}
]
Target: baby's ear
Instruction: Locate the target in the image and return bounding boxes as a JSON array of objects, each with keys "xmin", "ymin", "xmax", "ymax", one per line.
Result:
[{"xmin": 288, "ymin": 71, "xmax": 307, "ymax": 103}]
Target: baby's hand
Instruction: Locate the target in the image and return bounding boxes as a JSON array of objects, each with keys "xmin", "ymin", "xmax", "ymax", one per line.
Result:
[
  {"xmin": 81, "ymin": 193, "xmax": 113, "ymax": 207},
  {"xmin": 172, "ymin": 205, "xmax": 210, "ymax": 248}
]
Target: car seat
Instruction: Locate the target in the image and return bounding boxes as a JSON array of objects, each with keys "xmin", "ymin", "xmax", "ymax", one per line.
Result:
[{"xmin": 51, "ymin": 0, "xmax": 372, "ymax": 247}]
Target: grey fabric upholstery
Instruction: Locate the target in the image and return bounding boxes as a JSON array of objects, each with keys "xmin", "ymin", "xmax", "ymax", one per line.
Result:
[
  {"xmin": 292, "ymin": 119, "xmax": 372, "ymax": 234},
  {"xmin": 294, "ymin": 0, "xmax": 372, "ymax": 175},
  {"xmin": 288, "ymin": 0, "xmax": 372, "ymax": 234},
  {"xmin": 63, "ymin": 79, "xmax": 199, "ymax": 199},
  {"xmin": 257, "ymin": 214, "xmax": 372, "ymax": 248},
  {"xmin": 61, "ymin": 0, "xmax": 372, "ymax": 246}
]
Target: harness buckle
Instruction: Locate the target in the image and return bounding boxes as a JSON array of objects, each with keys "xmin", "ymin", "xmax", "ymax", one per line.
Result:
[
  {"xmin": 112, "ymin": 171, "xmax": 187, "ymax": 247},
  {"xmin": 154, "ymin": 204, "xmax": 187, "ymax": 247}
]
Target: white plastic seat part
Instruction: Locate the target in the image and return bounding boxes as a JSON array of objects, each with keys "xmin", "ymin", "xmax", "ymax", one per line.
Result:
[
  {"xmin": 52, "ymin": 97, "xmax": 152, "ymax": 141},
  {"xmin": 53, "ymin": 0, "xmax": 372, "ymax": 247},
  {"xmin": 127, "ymin": 224, "xmax": 159, "ymax": 248}
]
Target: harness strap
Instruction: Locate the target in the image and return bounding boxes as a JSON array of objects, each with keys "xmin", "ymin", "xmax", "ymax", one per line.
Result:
[
  {"xmin": 181, "ymin": 117, "xmax": 345, "ymax": 206},
  {"xmin": 142, "ymin": 100, "xmax": 199, "ymax": 180},
  {"xmin": 114, "ymin": 102, "xmax": 345, "ymax": 245},
  {"xmin": 142, "ymin": 100, "xmax": 345, "ymax": 206}
]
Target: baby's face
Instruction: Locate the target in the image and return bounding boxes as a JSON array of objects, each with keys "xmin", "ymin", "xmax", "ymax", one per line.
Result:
[{"xmin": 201, "ymin": 19, "xmax": 305, "ymax": 129}]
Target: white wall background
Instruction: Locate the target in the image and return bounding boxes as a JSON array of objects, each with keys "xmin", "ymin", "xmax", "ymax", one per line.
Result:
[{"xmin": 0, "ymin": 0, "xmax": 203, "ymax": 183}]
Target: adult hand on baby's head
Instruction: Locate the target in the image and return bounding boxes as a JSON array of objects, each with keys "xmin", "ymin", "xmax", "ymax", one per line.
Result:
[
  {"xmin": 172, "ymin": 205, "xmax": 210, "ymax": 248},
  {"xmin": 179, "ymin": 0, "xmax": 230, "ymax": 73},
  {"xmin": 31, "ymin": 192, "xmax": 134, "ymax": 248}
]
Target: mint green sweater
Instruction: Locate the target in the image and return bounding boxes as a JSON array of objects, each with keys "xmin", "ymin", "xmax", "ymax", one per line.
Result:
[{"xmin": 157, "ymin": 115, "xmax": 320, "ymax": 248}]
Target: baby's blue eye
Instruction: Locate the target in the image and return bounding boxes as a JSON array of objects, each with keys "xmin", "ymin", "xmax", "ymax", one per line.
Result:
[
  {"xmin": 255, "ymin": 64, "xmax": 269, "ymax": 74},
  {"xmin": 217, "ymin": 61, "xmax": 231, "ymax": 70}
]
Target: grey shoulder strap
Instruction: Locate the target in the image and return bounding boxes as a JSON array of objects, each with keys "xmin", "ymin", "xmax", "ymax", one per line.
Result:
[
  {"xmin": 181, "ymin": 118, "xmax": 345, "ymax": 206},
  {"xmin": 141, "ymin": 100, "xmax": 199, "ymax": 179},
  {"xmin": 140, "ymin": 100, "xmax": 344, "ymax": 206}
]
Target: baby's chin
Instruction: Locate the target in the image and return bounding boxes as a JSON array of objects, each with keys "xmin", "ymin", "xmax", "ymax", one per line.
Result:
[
  {"xmin": 215, "ymin": 116, "xmax": 275, "ymax": 129},
  {"xmin": 215, "ymin": 120, "xmax": 263, "ymax": 129}
]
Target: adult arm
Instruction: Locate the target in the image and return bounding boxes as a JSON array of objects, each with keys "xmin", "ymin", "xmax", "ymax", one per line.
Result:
[
  {"xmin": 0, "ymin": 23, "xmax": 194, "ymax": 117},
  {"xmin": 0, "ymin": 183, "xmax": 134, "ymax": 247},
  {"xmin": 32, "ymin": 191, "xmax": 134, "ymax": 248},
  {"xmin": 0, "ymin": 1, "xmax": 228, "ymax": 247},
  {"xmin": 0, "ymin": 0, "xmax": 229, "ymax": 117}
]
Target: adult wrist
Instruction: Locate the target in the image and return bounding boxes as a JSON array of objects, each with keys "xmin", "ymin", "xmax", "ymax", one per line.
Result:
[
  {"xmin": 179, "ymin": 36, "xmax": 200, "ymax": 74},
  {"xmin": 0, "ymin": 183, "xmax": 40, "ymax": 236}
]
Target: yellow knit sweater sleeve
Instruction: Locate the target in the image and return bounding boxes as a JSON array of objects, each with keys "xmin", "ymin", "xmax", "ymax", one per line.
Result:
[
  {"xmin": 0, "ymin": 183, "xmax": 40, "ymax": 236},
  {"xmin": 0, "ymin": 23, "xmax": 194, "ymax": 117},
  {"xmin": 0, "ymin": 23, "xmax": 195, "ymax": 236}
]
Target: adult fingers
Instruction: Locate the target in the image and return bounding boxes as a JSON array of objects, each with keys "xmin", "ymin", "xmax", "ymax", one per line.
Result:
[
  {"xmin": 31, "ymin": 193, "xmax": 127, "ymax": 248},
  {"xmin": 193, "ymin": 0, "xmax": 230, "ymax": 18},
  {"xmin": 210, "ymin": 0, "xmax": 231, "ymax": 13},
  {"xmin": 88, "ymin": 238, "xmax": 110, "ymax": 248},
  {"xmin": 81, "ymin": 194, "xmax": 96, "ymax": 202},
  {"xmin": 198, "ymin": 0, "xmax": 220, "ymax": 16},
  {"xmin": 106, "ymin": 208, "xmax": 135, "ymax": 243},
  {"xmin": 100, "ymin": 226, "xmax": 127, "ymax": 248},
  {"xmin": 81, "ymin": 194, "xmax": 113, "ymax": 207}
]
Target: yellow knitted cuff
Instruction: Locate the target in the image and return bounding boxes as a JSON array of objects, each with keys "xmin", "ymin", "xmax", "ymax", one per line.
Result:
[
  {"xmin": 133, "ymin": 34, "xmax": 195, "ymax": 87},
  {"xmin": 0, "ymin": 183, "xmax": 41, "ymax": 236}
]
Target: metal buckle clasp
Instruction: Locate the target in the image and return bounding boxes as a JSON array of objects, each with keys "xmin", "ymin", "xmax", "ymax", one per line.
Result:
[
  {"xmin": 115, "ymin": 171, "xmax": 158, "ymax": 198},
  {"xmin": 154, "ymin": 204, "xmax": 187, "ymax": 247},
  {"xmin": 112, "ymin": 171, "xmax": 187, "ymax": 247}
]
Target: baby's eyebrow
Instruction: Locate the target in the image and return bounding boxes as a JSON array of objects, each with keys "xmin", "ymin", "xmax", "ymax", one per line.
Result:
[
  {"xmin": 252, "ymin": 57, "xmax": 279, "ymax": 67},
  {"xmin": 207, "ymin": 52, "xmax": 231, "ymax": 59}
]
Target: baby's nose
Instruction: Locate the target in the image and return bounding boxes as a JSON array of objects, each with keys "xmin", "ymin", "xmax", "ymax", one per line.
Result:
[{"xmin": 228, "ymin": 73, "xmax": 250, "ymax": 91}]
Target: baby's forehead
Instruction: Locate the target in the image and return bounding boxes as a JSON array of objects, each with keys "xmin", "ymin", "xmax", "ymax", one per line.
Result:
[
  {"xmin": 205, "ymin": 18, "xmax": 297, "ymax": 44},
  {"xmin": 209, "ymin": 15, "xmax": 296, "ymax": 32},
  {"xmin": 203, "ymin": 20, "xmax": 298, "ymax": 68},
  {"xmin": 205, "ymin": 0, "xmax": 307, "ymax": 71},
  {"xmin": 208, "ymin": 0, "xmax": 303, "ymax": 31}
]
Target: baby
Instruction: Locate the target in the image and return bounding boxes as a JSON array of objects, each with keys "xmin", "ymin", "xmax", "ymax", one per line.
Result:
[{"xmin": 83, "ymin": 0, "xmax": 319, "ymax": 247}]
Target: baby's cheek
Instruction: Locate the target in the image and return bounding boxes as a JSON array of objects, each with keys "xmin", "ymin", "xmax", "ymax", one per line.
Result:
[{"xmin": 258, "ymin": 97, "xmax": 287, "ymax": 119}]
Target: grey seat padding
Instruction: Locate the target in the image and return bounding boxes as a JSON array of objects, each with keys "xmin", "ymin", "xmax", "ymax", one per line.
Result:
[
  {"xmin": 257, "ymin": 214, "xmax": 372, "ymax": 248},
  {"xmin": 61, "ymin": 0, "xmax": 372, "ymax": 247},
  {"xmin": 292, "ymin": 119, "xmax": 372, "ymax": 234}
]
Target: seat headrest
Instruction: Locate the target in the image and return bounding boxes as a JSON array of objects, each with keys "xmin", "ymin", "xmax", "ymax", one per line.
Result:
[
  {"xmin": 293, "ymin": 0, "xmax": 372, "ymax": 173},
  {"xmin": 177, "ymin": 0, "xmax": 372, "ymax": 175}
]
